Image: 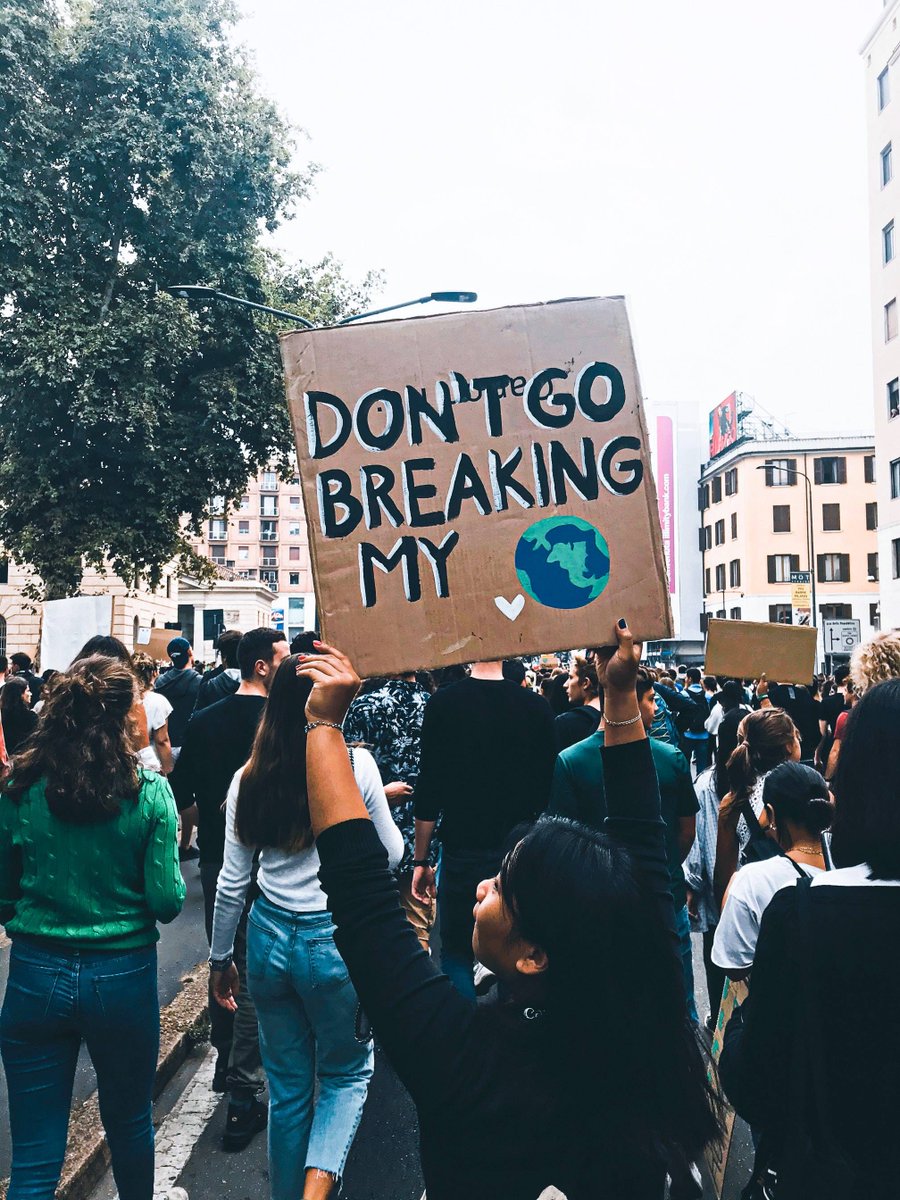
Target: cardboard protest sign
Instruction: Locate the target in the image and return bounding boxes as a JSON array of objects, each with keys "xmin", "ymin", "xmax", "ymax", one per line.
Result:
[
  {"xmin": 705, "ymin": 977, "xmax": 749, "ymax": 1199},
  {"xmin": 281, "ymin": 297, "xmax": 672, "ymax": 677},
  {"xmin": 704, "ymin": 619, "xmax": 816, "ymax": 686}
]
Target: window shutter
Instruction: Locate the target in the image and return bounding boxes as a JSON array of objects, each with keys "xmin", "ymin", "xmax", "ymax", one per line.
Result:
[
  {"xmin": 837, "ymin": 458, "xmax": 847, "ymax": 484},
  {"xmin": 767, "ymin": 557, "xmax": 776, "ymax": 584},
  {"xmin": 840, "ymin": 553, "xmax": 850, "ymax": 582},
  {"xmin": 791, "ymin": 555, "xmax": 801, "ymax": 573},
  {"xmin": 787, "ymin": 459, "xmax": 797, "ymax": 484},
  {"xmin": 698, "ymin": 528, "xmax": 706, "ymax": 552},
  {"xmin": 817, "ymin": 555, "xmax": 826, "ymax": 583},
  {"xmin": 813, "ymin": 459, "xmax": 823, "ymax": 485}
]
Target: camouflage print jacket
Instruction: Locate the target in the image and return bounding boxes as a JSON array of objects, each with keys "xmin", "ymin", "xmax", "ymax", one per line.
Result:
[{"xmin": 344, "ymin": 679, "xmax": 431, "ymax": 875}]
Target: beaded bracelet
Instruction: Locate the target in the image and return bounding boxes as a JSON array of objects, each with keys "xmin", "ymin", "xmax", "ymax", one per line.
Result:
[{"xmin": 304, "ymin": 720, "xmax": 345, "ymax": 735}]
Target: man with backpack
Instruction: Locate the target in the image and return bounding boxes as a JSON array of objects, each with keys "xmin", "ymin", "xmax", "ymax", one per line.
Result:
[{"xmin": 681, "ymin": 667, "xmax": 712, "ymax": 774}]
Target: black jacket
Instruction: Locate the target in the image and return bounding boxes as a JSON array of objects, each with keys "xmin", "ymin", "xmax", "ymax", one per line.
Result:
[
  {"xmin": 194, "ymin": 669, "xmax": 239, "ymax": 713},
  {"xmin": 154, "ymin": 668, "xmax": 201, "ymax": 748}
]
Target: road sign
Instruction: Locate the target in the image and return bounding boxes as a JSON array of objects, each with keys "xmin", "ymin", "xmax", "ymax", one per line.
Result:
[
  {"xmin": 823, "ymin": 619, "xmax": 861, "ymax": 656},
  {"xmin": 790, "ymin": 572, "xmax": 812, "ymax": 627}
]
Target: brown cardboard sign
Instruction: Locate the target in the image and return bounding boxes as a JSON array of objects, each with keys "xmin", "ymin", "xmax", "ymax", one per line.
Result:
[
  {"xmin": 281, "ymin": 297, "xmax": 673, "ymax": 676},
  {"xmin": 705, "ymin": 977, "xmax": 749, "ymax": 1199},
  {"xmin": 704, "ymin": 619, "xmax": 817, "ymax": 685}
]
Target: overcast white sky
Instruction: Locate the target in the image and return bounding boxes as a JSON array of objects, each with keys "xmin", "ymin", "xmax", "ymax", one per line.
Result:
[{"xmin": 237, "ymin": 0, "xmax": 884, "ymax": 436}]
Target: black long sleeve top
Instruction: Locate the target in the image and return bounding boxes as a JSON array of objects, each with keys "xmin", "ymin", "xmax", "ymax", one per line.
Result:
[
  {"xmin": 719, "ymin": 871, "xmax": 900, "ymax": 1199},
  {"xmin": 317, "ymin": 739, "xmax": 674, "ymax": 1200}
]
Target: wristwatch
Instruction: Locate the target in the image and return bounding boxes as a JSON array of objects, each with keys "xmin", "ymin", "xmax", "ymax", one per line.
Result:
[{"xmin": 209, "ymin": 954, "xmax": 233, "ymax": 972}]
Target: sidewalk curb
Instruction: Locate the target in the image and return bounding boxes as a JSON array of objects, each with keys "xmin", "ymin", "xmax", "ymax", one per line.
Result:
[{"xmin": 0, "ymin": 962, "xmax": 210, "ymax": 1200}]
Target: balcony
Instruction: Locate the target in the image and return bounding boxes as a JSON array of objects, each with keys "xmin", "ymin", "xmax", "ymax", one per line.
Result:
[
  {"xmin": 260, "ymin": 557, "xmax": 278, "ymax": 568},
  {"xmin": 260, "ymin": 476, "xmax": 279, "ymax": 492},
  {"xmin": 259, "ymin": 505, "xmax": 279, "ymax": 518},
  {"xmin": 259, "ymin": 531, "xmax": 278, "ymax": 543}
]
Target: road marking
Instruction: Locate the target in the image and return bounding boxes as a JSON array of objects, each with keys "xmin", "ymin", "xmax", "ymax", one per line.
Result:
[{"xmin": 150, "ymin": 1047, "xmax": 220, "ymax": 1198}]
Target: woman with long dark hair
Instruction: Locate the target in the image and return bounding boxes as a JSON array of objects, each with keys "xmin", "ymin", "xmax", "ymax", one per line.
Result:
[
  {"xmin": 293, "ymin": 623, "xmax": 720, "ymax": 1200},
  {"xmin": 720, "ymin": 679, "xmax": 900, "ymax": 1198},
  {"xmin": 0, "ymin": 656, "xmax": 184, "ymax": 1200},
  {"xmin": 0, "ymin": 677, "xmax": 38, "ymax": 755},
  {"xmin": 713, "ymin": 707, "xmax": 800, "ymax": 905},
  {"xmin": 210, "ymin": 654, "xmax": 402, "ymax": 1200}
]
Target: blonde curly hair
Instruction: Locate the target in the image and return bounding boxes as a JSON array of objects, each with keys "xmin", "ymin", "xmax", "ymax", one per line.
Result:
[{"xmin": 849, "ymin": 630, "xmax": 900, "ymax": 695}]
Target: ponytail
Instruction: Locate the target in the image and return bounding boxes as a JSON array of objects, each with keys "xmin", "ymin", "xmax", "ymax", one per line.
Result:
[{"xmin": 726, "ymin": 708, "xmax": 797, "ymax": 802}]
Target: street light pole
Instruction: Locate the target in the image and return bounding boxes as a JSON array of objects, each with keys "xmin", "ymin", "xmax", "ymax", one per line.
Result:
[
  {"xmin": 756, "ymin": 462, "xmax": 818, "ymax": 669},
  {"xmin": 163, "ymin": 285, "xmax": 477, "ymax": 327}
]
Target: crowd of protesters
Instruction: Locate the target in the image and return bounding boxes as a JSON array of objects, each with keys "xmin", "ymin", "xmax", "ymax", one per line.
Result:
[{"xmin": 0, "ymin": 621, "xmax": 897, "ymax": 1199}]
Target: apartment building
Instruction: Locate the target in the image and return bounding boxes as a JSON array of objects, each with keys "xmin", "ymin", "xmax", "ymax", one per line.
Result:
[
  {"xmin": 863, "ymin": 2, "xmax": 900, "ymax": 628},
  {"xmin": 698, "ymin": 435, "xmax": 879, "ymax": 660},
  {"xmin": 192, "ymin": 465, "xmax": 316, "ymax": 644}
]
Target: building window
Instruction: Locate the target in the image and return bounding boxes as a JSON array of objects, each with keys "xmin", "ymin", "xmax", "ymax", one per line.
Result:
[
  {"xmin": 886, "ymin": 299, "xmax": 898, "ymax": 341},
  {"xmin": 871, "ymin": 602, "xmax": 881, "ymax": 632},
  {"xmin": 715, "ymin": 563, "xmax": 726, "ymax": 591},
  {"xmin": 239, "ymin": 495, "xmax": 250, "ymax": 511},
  {"xmin": 773, "ymin": 505, "xmax": 791, "ymax": 533},
  {"xmin": 894, "ymin": 539, "xmax": 900, "ymax": 579},
  {"xmin": 260, "ymin": 495, "xmax": 278, "ymax": 517},
  {"xmin": 0, "ymin": 557, "xmax": 8, "ymax": 585},
  {"xmin": 768, "ymin": 554, "xmax": 800, "ymax": 584},
  {"xmin": 885, "ymin": 221, "xmax": 896, "ymax": 265},
  {"xmin": 210, "ymin": 495, "xmax": 225, "ymax": 515},
  {"xmin": 866, "ymin": 501, "xmax": 878, "ymax": 530},
  {"xmin": 879, "ymin": 67, "xmax": 891, "ymax": 111},
  {"xmin": 704, "ymin": 567, "xmax": 711, "ymax": 594},
  {"xmin": 817, "ymin": 553, "xmax": 849, "ymax": 583},
  {"xmin": 210, "ymin": 547, "xmax": 226, "ymax": 565},
  {"xmin": 819, "ymin": 603, "xmax": 852, "ymax": 621},
  {"xmin": 731, "ymin": 512, "xmax": 738, "ymax": 539},
  {"xmin": 822, "ymin": 503, "xmax": 841, "ymax": 531},
  {"xmin": 769, "ymin": 604, "xmax": 792, "ymax": 624},
  {"xmin": 289, "ymin": 572, "xmax": 300, "ymax": 586},
  {"xmin": 289, "ymin": 496, "xmax": 301, "ymax": 508},
  {"xmin": 892, "ymin": 458, "xmax": 900, "ymax": 499},
  {"xmin": 724, "ymin": 468, "xmax": 738, "ymax": 496},
  {"xmin": 288, "ymin": 522, "xmax": 301, "ymax": 537},
  {"xmin": 261, "ymin": 471, "xmax": 278, "ymax": 491},
  {"xmin": 208, "ymin": 519, "xmax": 227, "ymax": 540},
  {"xmin": 729, "ymin": 607, "xmax": 742, "ymax": 620},
  {"xmin": 714, "ymin": 519, "xmax": 725, "ymax": 546},
  {"xmin": 889, "ymin": 380, "xmax": 900, "ymax": 420},
  {"xmin": 698, "ymin": 483, "xmax": 710, "ymax": 512},
  {"xmin": 865, "ymin": 454, "xmax": 877, "ymax": 483},
  {"xmin": 869, "ymin": 551, "xmax": 880, "ymax": 582},
  {"xmin": 764, "ymin": 458, "xmax": 797, "ymax": 487},
  {"xmin": 814, "ymin": 457, "xmax": 847, "ymax": 485},
  {"xmin": 698, "ymin": 528, "xmax": 707, "ymax": 553},
  {"xmin": 287, "ymin": 546, "xmax": 300, "ymax": 562},
  {"xmin": 711, "ymin": 476, "xmax": 722, "ymax": 503},
  {"xmin": 238, "ymin": 520, "xmax": 250, "ymax": 535},
  {"xmin": 260, "ymin": 520, "xmax": 278, "ymax": 542},
  {"xmin": 260, "ymin": 569, "xmax": 278, "ymax": 589},
  {"xmin": 729, "ymin": 559, "xmax": 741, "ymax": 587},
  {"xmin": 883, "ymin": 142, "xmax": 894, "ymax": 186},
  {"xmin": 238, "ymin": 546, "xmax": 249, "ymax": 561}
]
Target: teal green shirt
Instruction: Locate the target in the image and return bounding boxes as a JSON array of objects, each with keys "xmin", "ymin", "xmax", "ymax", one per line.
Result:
[
  {"xmin": 549, "ymin": 731, "xmax": 698, "ymax": 910},
  {"xmin": 0, "ymin": 770, "xmax": 185, "ymax": 950}
]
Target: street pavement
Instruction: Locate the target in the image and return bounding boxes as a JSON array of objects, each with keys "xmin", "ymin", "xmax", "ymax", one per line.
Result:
[{"xmin": 0, "ymin": 859, "xmax": 753, "ymax": 1200}]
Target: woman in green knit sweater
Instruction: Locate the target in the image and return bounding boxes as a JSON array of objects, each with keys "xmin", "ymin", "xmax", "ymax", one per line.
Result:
[{"xmin": 0, "ymin": 654, "xmax": 185, "ymax": 1200}]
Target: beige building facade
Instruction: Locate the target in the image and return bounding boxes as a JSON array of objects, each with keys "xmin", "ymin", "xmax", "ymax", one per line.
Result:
[
  {"xmin": 0, "ymin": 558, "xmax": 180, "ymax": 663},
  {"xmin": 177, "ymin": 573, "xmax": 275, "ymax": 661},
  {"xmin": 863, "ymin": 2, "xmax": 900, "ymax": 629},
  {"xmin": 189, "ymin": 463, "xmax": 316, "ymax": 646},
  {"xmin": 699, "ymin": 435, "xmax": 879, "ymax": 662}
]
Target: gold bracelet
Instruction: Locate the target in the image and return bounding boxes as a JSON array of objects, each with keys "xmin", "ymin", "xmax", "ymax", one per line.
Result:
[{"xmin": 604, "ymin": 712, "xmax": 642, "ymax": 728}]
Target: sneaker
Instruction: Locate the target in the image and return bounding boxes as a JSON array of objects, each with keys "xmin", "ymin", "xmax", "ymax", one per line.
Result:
[
  {"xmin": 179, "ymin": 846, "xmax": 200, "ymax": 862},
  {"xmin": 222, "ymin": 1097, "xmax": 267, "ymax": 1152}
]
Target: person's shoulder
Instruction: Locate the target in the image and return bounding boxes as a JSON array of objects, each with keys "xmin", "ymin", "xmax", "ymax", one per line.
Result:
[
  {"xmin": 349, "ymin": 745, "xmax": 380, "ymax": 788},
  {"xmin": 138, "ymin": 768, "xmax": 174, "ymax": 811},
  {"xmin": 559, "ymin": 731, "xmax": 604, "ymax": 769},
  {"xmin": 649, "ymin": 737, "xmax": 688, "ymax": 769}
]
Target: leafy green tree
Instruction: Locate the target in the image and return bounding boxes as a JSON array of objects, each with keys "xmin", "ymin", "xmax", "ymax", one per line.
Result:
[{"xmin": 0, "ymin": 0, "xmax": 376, "ymax": 598}]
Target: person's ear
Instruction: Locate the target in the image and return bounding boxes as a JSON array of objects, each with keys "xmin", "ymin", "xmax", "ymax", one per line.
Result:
[
  {"xmin": 762, "ymin": 803, "xmax": 775, "ymax": 832},
  {"xmin": 516, "ymin": 944, "xmax": 549, "ymax": 977}
]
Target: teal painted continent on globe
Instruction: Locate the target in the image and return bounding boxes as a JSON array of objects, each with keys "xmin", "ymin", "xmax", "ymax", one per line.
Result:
[{"xmin": 515, "ymin": 516, "xmax": 610, "ymax": 610}]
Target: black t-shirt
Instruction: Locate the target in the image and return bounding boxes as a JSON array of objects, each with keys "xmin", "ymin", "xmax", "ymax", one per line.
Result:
[
  {"xmin": 414, "ymin": 677, "xmax": 556, "ymax": 853},
  {"xmin": 553, "ymin": 705, "xmax": 602, "ymax": 753},
  {"xmin": 170, "ymin": 693, "xmax": 266, "ymax": 864},
  {"xmin": 768, "ymin": 684, "xmax": 821, "ymax": 761}
]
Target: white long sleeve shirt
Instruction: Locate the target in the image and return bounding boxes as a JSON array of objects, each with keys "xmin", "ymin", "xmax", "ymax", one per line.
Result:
[{"xmin": 211, "ymin": 746, "xmax": 403, "ymax": 959}]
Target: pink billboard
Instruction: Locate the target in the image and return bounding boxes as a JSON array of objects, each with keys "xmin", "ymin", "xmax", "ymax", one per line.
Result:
[{"xmin": 656, "ymin": 415, "xmax": 676, "ymax": 595}]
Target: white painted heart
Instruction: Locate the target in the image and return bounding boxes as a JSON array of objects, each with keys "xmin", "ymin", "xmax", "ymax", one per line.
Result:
[{"xmin": 494, "ymin": 594, "xmax": 525, "ymax": 621}]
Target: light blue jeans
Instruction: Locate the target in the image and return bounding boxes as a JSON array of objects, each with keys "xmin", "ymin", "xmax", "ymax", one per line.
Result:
[
  {"xmin": 674, "ymin": 902, "xmax": 699, "ymax": 1023},
  {"xmin": 246, "ymin": 894, "xmax": 373, "ymax": 1199}
]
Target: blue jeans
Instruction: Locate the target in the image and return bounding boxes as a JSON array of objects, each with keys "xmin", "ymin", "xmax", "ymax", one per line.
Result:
[
  {"xmin": 685, "ymin": 735, "xmax": 710, "ymax": 775},
  {"xmin": 246, "ymin": 895, "xmax": 373, "ymax": 1199},
  {"xmin": 0, "ymin": 939, "xmax": 159, "ymax": 1200},
  {"xmin": 674, "ymin": 904, "xmax": 699, "ymax": 1023}
]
